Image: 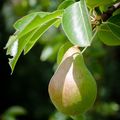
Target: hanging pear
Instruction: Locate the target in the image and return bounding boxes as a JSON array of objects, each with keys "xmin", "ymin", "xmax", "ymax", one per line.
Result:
[{"xmin": 48, "ymin": 46, "xmax": 97, "ymax": 116}]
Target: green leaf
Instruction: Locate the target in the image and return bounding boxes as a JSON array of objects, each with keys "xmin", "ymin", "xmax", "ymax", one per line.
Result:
[
  {"xmin": 97, "ymin": 14, "xmax": 120, "ymax": 46},
  {"xmin": 98, "ymin": 22, "xmax": 120, "ymax": 46},
  {"xmin": 6, "ymin": 10, "xmax": 63, "ymax": 72},
  {"xmin": 6, "ymin": 30, "xmax": 36, "ymax": 72},
  {"xmin": 57, "ymin": 0, "xmax": 75, "ymax": 10},
  {"xmin": 14, "ymin": 12, "xmax": 49, "ymax": 31},
  {"xmin": 16, "ymin": 10, "xmax": 63, "ymax": 38},
  {"xmin": 57, "ymin": 42, "xmax": 73, "ymax": 64},
  {"xmin": 113, "ymin": 9, "xmax": 120, "ymax": 16},
  {"xmin": 5, "ymin": 35, "xmax": 17, "ymax": 49},
  {"xmin": 86, "ymin": 0, "xmax": 114, "ymax": 8},
  {"xmin": 6, "ymin": 19, "xmax": 58, "ymax": 72},
  {"xmin": 24, "ymin": 19, "xmax": 58, "ymax": 54},
  {"xmin": 62, "ymin": 0, "xmax": 92, "ymax": 47},
  {"xmin": 53, "ymin": 19, "xmax": 61, "ymax": 28}
]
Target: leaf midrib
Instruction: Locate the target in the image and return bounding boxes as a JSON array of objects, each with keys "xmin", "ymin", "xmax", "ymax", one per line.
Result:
[{"xmin": 78, "ymin": 1, "xmax": 89, "ymax": 43}]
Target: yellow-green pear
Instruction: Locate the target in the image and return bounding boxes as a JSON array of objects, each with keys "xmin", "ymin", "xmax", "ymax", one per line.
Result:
[{"xmin": 48, "ymin": 46, "xmax": 97, "ymax": 116}]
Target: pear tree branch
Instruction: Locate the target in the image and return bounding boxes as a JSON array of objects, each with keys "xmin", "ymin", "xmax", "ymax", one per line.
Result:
[{"xmin": 101, "ymin": 2, "xmax": 120, "ymax": 21}]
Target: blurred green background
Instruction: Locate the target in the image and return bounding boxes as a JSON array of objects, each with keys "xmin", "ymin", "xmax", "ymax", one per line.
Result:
[{"xmin": 0, "ymin": 0, "xmax": 120, "ymax": 120}]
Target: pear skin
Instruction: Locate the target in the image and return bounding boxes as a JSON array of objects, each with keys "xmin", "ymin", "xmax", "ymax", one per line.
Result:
[{"xmin": 48, "ymin": 46, "xmax": 97, "ymax": 116}]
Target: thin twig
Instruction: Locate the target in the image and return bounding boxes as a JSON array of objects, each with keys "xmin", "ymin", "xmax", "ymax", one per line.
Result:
[{"xmin": 101, "ymin": 2, "xmax": 120, "ymax": 21}]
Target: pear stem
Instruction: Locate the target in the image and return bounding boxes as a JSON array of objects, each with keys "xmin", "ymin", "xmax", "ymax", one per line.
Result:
[{"xmin": 81, "ymin": 47, "xmax": 88, "ymax": 54}]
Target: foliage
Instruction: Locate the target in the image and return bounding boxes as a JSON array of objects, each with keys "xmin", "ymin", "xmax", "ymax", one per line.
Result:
[
  {"xmin": 5, "ymin": 0, "xmax": 120, "ymax": 73},
  {"xmin": 0, "ymin": 0, "xmax": 120, "ymax": 120}
]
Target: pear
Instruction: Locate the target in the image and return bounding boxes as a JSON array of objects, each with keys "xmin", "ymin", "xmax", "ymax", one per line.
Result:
[{"xmin": 48, "ymin": 46, "xmax": 97, "ymax": 116}]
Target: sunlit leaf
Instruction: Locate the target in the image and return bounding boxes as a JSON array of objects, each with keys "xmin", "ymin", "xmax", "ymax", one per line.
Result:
[
  {"xmin": 6, "ymin": 10, "xmax": 63, "ymax": 72},
  {"xmin": 62, "ymin": 0, "xmax": 92, "ymax": 47},
  {"xmin": 14, "ymin": 12, "xmax": 49, "ymax": 31},
  {"xmin": 53, "ymin": 19, "xmax": 61, "ymax": 28},
  {"xmin": 57, "ymin": 0, "xmax": 75, "ymax": 10},
  {"xmin": 5, "ymin": 35, "xmax": 17, "ymax": 49},
  {"xmin": 6, "ymin": 19, "xmax": 58, "ymax": 72},
  {"xmin": 16, "ymin": 10, "xmax": 63, "ymax": 38},
  {"xmin": 6, "ymin": 30, "xmax": 36, "ymax": 72},
  {"xmin": 24, "ymin": 19, "xmax": 58, "ymax": 54}
]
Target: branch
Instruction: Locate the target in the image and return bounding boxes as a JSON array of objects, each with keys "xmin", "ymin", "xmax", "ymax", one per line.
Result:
[{"xmin": 101, "ymin": 2, "xmax": 120, "ymax": 21}]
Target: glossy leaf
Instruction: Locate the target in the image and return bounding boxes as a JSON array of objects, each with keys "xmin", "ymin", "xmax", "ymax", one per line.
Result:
[
  {"xmin": 6, "ymin": 19, "xmax": 58, "ymax": 72},
  {"xmin": 6, "ymin": 10, "xmax": 63, "ymax": 72},
  {"xmin": 86, "ymin": 0, "xmax": 114, "ymax": 8},
  {"xmin": 98, "ymin": 22, "xmax": 120, "ymax": 46},
  {"xmin": 24, "ymin": 19, "xmax": 58, "ymax": 54},
  {"xmin": 57, "ymin": 0, "xmax": 75, "ymax": 10},
  {"xmin": 6, "ymin": 30, "xmax": 36, "ymax": 72},
  {"xmin": 5, "ymin": 35, "xmax": 17, "ymax": 49},
  {"xmin": 14, "ymin": 12, "xmax": 49, "ymax": 31},
  {"xmin": 53, "ymin": 19, "xmax": 61, "ymax": 28},
  {"xmin": 16, "ymin": 10, "xmax": 63, "ymax": 38},
  {"xmin": 62, "ymin": 0, "xmax": 92, "ymax": 47},
  {"xmin": 57, "ymin": 42, "xmax": 73, "ymax": 64}
]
